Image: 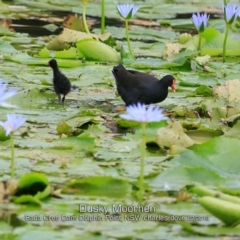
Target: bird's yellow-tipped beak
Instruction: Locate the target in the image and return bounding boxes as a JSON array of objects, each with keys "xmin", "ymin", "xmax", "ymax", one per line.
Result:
[{"xmin": 171, "ymin": 79, "xmax": 176, "ymax": 92}]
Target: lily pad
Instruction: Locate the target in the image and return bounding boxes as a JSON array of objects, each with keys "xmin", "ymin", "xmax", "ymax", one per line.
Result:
[
  {"xmin": 76, "ymin": 38, "xmax": 120, "ymax": 62},
  {"xmin": 65, "ymin": 176, "xmax": 131, "ymax": 198},
  {"xmin": 13, "ymin": 173, "xmax": 51, "ymax": 205},
  {"xmin": 46, "ymin": 28, "xmax": 114, "ymax": 51},
  {"xmin": 213, "ymin": 79, "xmax": 240, "ymax": 103},
  {"xmin": 156, "ymin": 121, "xmax": 195, "ymax": 148},
  {"xmin": 201, "ymin": 28, "xmax": 240, "ymax": 56}
]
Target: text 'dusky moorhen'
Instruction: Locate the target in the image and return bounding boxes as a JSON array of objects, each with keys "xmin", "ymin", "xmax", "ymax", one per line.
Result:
[
  {"xmin": 48, "ymin": 59, "xmax": 71, "ymax": 105},
  {"xmin": 112, "ymin": 64, "xmax": 176, "ymax": 106}
]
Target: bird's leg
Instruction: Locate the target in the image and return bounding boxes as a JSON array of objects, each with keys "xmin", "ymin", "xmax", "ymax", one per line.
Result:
[
  {"xmin": 57, "ymin": 94, "xmax": 61, "ymax": 105},
  {"xmin": 62, "ymin": 95, "xmax": 66, "ymax": 105}
]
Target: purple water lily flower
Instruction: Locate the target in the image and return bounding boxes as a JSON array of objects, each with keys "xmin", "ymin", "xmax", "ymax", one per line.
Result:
[
  {"xmin": 116, "ymin": 4, "xmax": 140, "ymax": 19},
  {"xmin": 192, "ymin": 13, "xmax": 209, "ymax": 32},
  {"xmin": 0, "ymin": 114, "xmax": 27, "ymax": 136},
  {"xmin": 120, "ymin": 103, "xmax": 168, "ymax": 123},
  {"xmin": 223, "ymin": 3, "xmax": 240, "ymax": 24}
]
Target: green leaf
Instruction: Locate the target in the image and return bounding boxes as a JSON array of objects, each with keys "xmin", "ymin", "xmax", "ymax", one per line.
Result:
[
  {"xmin": 0, "ymin": 27, "xmax": 14, "ymax": 36},
  {"xmin": 55, "ymin": 47, "xmax": 80, "ymax": 59},
  {"xmin": 190, "ymin": 185, "xmax": 240, "ymax": 204},
  {"xmin": 181, "ymin": 222, "xmax": 240, "ymax": 236},
  {"xmin": 37, "ymin": 47, "xmax": 51, "ymax": 58},
  {"xmin": 35, "ymin": 185, "xmax": 52, "ymax": 200},
  {"xmin": 18, "ymin": 172, "xmax": 49, "ymax": 189},
  {"xmin": 156, "ymin": 121, "xmax": 195, "ymax": 148},
  {"xmin": 135, "ymin": 121, "xmax": 168, "ymax": 142},
  {"xmin": 14, "ymin": 195, "xmax": 42, "ymax": 205},
  {"xmin": 0, "ymin": 39, "xmax": 18, "ymax": 53},
  {"xmin": 198, "ymin": 196, "xmax": 240, "ymax": 226},
  {"xmin": 66, "ymin": 176, "xmax": 131, "ymax": 198},
  {"xmin": 4, "ymin": 52, "xmax": 83, "ymax": 67},
  {"xmin": 76, "ymin": 39, "xmax": 121, "ymax": 62},
  {"xmin": 194, "ymin": 85, "xmax": 213, "ymax": 96},
  {"xmin": 116, "ymin": 118, "xmax": 139, "ymax": 128},
  {"xmin": 201, "ymin": 27, "xmax": 240, "ymax": 56},
  {"xmin": 0, "ymin": 126, "xmax": 10, "ymax": 141},
  {"xmin": 13, "ymin": 173, "xmax": 51, "ymax": 204},
  {"xmin": 56, "ymin": 120, "xmax": 72, "ymax": 135},
  {"xmin": 150, "ymin": 137, "xmax": 240, "ymax": 190}
]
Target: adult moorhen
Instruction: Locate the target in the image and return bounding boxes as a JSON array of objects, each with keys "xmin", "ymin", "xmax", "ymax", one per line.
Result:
[
  {"xmin": 112, "ymin": 64, "xmax": 176, "ymax": 106},
  {"xmin": 48, "ymin": 59, "xmax": 71, "ymax": 105}
]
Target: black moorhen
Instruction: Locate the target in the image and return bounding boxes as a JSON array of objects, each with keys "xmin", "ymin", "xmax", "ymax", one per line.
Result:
[
  {"xmin": 112, "ymin": 64, "xmax": 176, "ymax": 106},
  {"xmin": 48, "ymin": 59, "xmax": 71, "ymax": 105}
]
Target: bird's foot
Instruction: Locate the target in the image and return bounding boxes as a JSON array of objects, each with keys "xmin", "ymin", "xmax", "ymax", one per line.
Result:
[{"xmin": 57, "ymin": 94, "xmax": 62, "ymax": 105}]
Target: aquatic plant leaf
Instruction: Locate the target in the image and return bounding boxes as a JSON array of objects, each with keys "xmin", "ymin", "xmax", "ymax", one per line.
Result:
[
  {"xmin": 186, "ymin": 128, "xmax": 222, "ymax": 143},
  {"xmin": 13, "ymin": 173, "xmax": 51, "ymax": 204},
  {"xmin": 4, "ymin": 52, "xmax": 83, "ymax": 67},
  {"xmin": 76, "ymin": 39, "xmax": 120, "ymax": 62},
  {"xmin": 194, "ymin": 85, "xmax": 213, "ymax": 96},
  {"xmin": 18, "ymin": 172, "xmax": 49, "ymax": 189},
  {"xmin": 14, "ymin": 195, "xmax": 42, "ymax": 205},
  {"xmin": 63, "ymin": 14, "xmax": 91, "ymax": 32},
  {"xmin": 180, "ymin": 223, "xmax": 240, "ymax": 236},
  {"xmin": 46, "ymin": 28, "xmax": 114, "ymax": 51},
  {"xmin": 0, "ymin": 127, "xmax": 10, "ymax": 141},
  {"xmin": 37, "ymin": 47, "xmax": 51, "ymax": 58},
  {"xmin": 156, "ymin": 121, "xmax": 195, "ymax": 148},
  {"xmin": 198, "ymin": 196, "xmax": 240, "ymax": 226},
  {"xmin": 213, "ymin": 79, "xmax": 240, "ymax": 103},
  {"xmin": 0, "ymin": 40, "xmax": 18, "ymax": 54},
  {"xmin": 66, "ymin": 176, "xmax": 131, "ymax": 198},
  {"xmin": 56, "ymin": 120, "xmax": 72, "ymax": 135},
  {"xmin": 55, "ymin": 47, "xmax": 80, "ymax": 59},
  {"xmin": 150, "ymin": 137, "xmax": 240, "ymax": 190},
  {"xmin": 201, "ymin": 28, "xmax": 240, "ymax": 56}
]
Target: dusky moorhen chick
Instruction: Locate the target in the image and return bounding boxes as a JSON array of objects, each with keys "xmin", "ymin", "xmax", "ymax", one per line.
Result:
[
  {"xmin": 48, "ymin": 59, "xmax": 71, "ymax": 105},
  {"xmin": 112, "ymin": 64, "xmax": 176, "ymax": 106}
]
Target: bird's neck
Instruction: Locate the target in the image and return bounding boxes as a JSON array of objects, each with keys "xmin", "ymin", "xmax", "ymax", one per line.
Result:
[
  {"xmin": 157, "ymin": 79, "xmax": 169, "ymax": 89},
  {"xmin": 52, "ymin": 68, "xmax": 61, "ymax": 79}
]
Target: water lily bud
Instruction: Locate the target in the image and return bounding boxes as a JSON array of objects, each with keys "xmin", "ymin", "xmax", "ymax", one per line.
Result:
[
  {"xmin": 116, "ymin": 4, "xmax": 140, "ymax": 20},
  {"xmin": 223, "ymin": 3, "xmax": 240, "ymax": 24},
  {"xmin": 192, "ymin": 13, "xmax": 209, "ymax": 33}
]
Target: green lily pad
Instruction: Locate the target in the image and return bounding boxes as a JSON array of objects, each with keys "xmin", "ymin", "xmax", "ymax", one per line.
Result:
[
  {"xmin": 14, "ymin": 173, "xmax": 51, "ymax": 205},
  {"xmin": 150, "ymin": 136, "xmax": 240, "ymax": 191},
  {"xmin": 156, "ymin": 121, "xmax": 195, "ymax": 148},
  {"xmin": 56, "ymin": 120, "xmax": 72, "ymax": 135},
  {"xmin": 76, "ymin": 38, "xmax": 121, "ymax": 62},
  {"xmin": 65, "ymin": 176, "xmax": 131, "ymax": 198},
  {"xmin": 201, "ymin": 27, "xmax": 240, "ymax": 56}
]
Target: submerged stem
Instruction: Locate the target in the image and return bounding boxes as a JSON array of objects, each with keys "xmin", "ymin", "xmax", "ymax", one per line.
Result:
[
  {"xmin": 223, "ymin": 0, "xmax": 229, "ymax": 5},
  {"xmin": 223, "ymin": 24, "xmax": 229, "ymax": 62},
  {"xmin": 82, "ymin": 3, "xmax": 90, "ymax": 34},
  {"xmin": 10, "ymin": 134, "xmax": 15, "ymax": 177},
  {"xmin": 101, "ymin": 0, "xmax": 105, "ymax": 34},
  {"xmin": 125, "ymin": 19, "xmax": 133, "ymax": 56},
  {"xmin": 139, "ymin": 122, "xmax": 147, "ymax": 203},
  {"xmin": 197, "ymin": 33, "xmax": 202, "ymax": 55}
]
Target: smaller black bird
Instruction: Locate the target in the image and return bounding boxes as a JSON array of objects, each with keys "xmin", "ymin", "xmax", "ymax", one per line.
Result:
[{"xmin": 48, "ymin": 59, "xmax": 71, "ymax": 105}]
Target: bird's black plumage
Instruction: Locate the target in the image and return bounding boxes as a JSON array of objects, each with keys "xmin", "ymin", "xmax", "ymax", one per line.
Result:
[
  {"xmin": 48, "ymin": 59, "xmax": 71, "ymax": 105},
  {"xmin": 112, "ymin": 64, "xmax": 176, "ymax": 106}
]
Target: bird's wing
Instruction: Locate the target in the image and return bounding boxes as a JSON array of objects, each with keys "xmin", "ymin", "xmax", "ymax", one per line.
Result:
[
  {"xmin": 117, "ymin": 85, "xmax": 142, "ymax": 106},
  {"xmin": 127, "ymin": 71, "xmax": 159, "ymax": 87}
]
